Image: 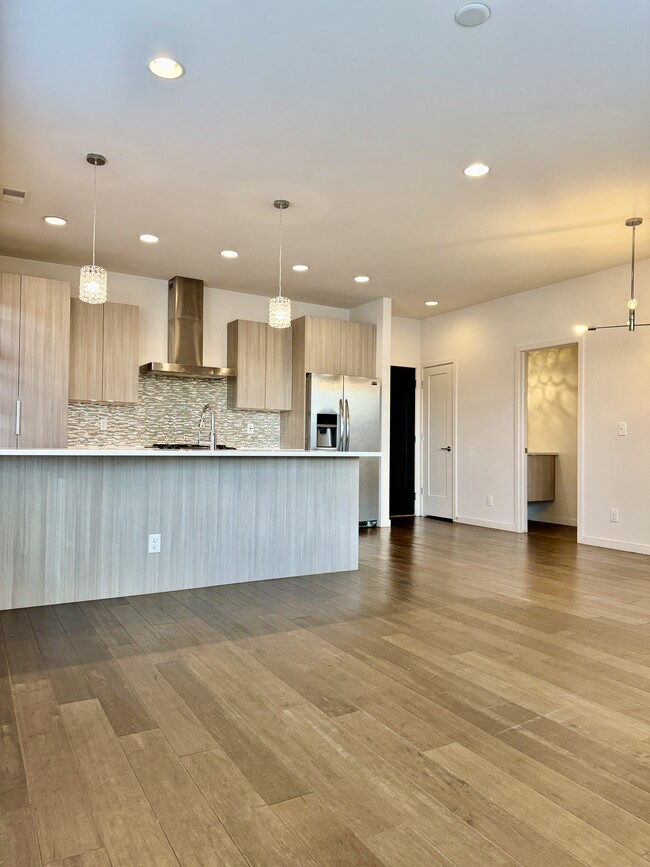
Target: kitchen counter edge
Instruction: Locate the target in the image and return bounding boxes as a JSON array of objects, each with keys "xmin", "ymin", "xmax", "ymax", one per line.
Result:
[{"xmin": 0, "ymin": 448, "xmax": 381, "ymax": 458}]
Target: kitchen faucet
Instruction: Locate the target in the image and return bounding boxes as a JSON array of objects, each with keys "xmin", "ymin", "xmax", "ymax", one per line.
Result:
[{"xmin": 198, "ymin": 404, "xmax": 216, "ymax": 450}]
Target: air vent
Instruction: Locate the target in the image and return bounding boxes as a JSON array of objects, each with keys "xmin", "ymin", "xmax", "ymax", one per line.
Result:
[{"xmin": 2, "ymin": 186, "xmax": 30, "ymax": 205}]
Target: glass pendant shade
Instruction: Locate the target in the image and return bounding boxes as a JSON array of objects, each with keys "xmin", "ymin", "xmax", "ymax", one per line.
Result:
[
  {"xmin": 80, "ymin": 153, "xmax": 108, "ymax": 304},
  {"xmin": 269, "ymin": 294, "xmax": 291, "ymax": 328},
  {"xmin": 79, "ymin": 264, "xmax": 108, "ymax": 304}
]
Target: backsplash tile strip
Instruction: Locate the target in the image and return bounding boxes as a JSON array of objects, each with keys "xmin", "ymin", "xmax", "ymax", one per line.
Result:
[{"xmin": 68, "ymin": 375, "xmax": 280, "ymax": 449}]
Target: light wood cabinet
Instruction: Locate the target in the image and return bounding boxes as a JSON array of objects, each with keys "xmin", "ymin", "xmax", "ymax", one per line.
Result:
[
  {"xmin": 0, "ymin": 272, "xmax": 70, "ymax": 448},
  {"xmin": 280, "ymin": 315, "xmax": 377, "ymax": 448},
  {"xmin": 69, "ymin": 299, "xmax": 139, "ymax": 404},
  {"xmin": 227, "ymin": 319, "xmax": 292, "ymax": 411},
  {"xmin": 340, "ymin": 321, "xmax": 376, "ymax": 377},
  {"xmin": 527, "ymin": 453, "xmax": 556, "ymax": 502},
  {"xmin": 303, "ymin": 317, "xmax": 342, "ymax": 374}
]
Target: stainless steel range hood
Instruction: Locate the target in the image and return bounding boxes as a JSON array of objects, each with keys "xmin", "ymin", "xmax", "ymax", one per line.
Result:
[{"xmin": 140, "ymin": 276, "xmax": 236, "ymax": 379}]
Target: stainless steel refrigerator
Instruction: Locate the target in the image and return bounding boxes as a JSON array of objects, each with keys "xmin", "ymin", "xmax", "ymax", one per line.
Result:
[{"xmin": 306, "ymin": 373, "xmax": 381, "ymax": 526}]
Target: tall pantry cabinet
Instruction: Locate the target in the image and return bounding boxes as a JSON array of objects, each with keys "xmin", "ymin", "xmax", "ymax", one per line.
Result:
[{"xmin": 0, "ymin": 272, "xmax": 70, "ymax": 448}]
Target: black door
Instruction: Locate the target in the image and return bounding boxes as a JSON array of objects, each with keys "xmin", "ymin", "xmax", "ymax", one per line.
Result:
[{"xmin": 390, "ymin": 366, "xmax": 416, "ymax": 517}]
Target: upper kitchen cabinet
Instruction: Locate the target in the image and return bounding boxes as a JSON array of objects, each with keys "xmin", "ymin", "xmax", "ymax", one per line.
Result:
[
  {"xmin": 0, "ymin": 272, "xmax": 70, "ymax": 448},
  {"xmin": 292, "ymin": 316, "xmax": 376, "ymax": 378},
  {"xmin": 69, "ymin": 299, "xmax": 139, "ymax": 404},
  {"xmin": 227, "ymin": 319, "xmax": 292, "ymax": 411},
  {"xmin": 340, "ymin": 321, "xmax": 376, "ymax": 378},
  {"xmin": 302, "ymin": 317, "xmax": 342, "ymax": 375}
]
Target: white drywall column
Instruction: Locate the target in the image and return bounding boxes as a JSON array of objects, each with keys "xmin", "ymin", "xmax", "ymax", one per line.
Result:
[{"xmin": 351, "ymin": 297, "xmax": 392, "ymax": 526}]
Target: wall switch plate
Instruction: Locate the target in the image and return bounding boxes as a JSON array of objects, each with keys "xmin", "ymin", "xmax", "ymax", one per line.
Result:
[
  {"xmin": 246, "ymin": 422, "xmax": 255, "ymax": 434},
  {"xmin": 609, "ymin": 508, "xmax": 619, "ymax": 523},
  {"xmin": 99, "ymin": 417, "xmax": 108, "ymax": 431},
  {"xmin": 486, "ymin": 495, "xmax": 494, "ymax": 506},
  {"xmin": 148, "ymin": 533, "xmax": 161, "ymax": 553},
  {"xmin": 617, "ymin": 421, "xmax": 627, "ymax": 436}
]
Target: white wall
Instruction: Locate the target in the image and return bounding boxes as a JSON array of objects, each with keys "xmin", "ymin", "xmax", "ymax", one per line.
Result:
[
  {"xmin": 391, "ymin": 317, "xmax": 421, "ymax": 367},
  {"xmin": 350, "ymin": 298, "xmax": 392, "ymax": 526},
  {"xmin": 420, "ymin": 258, "xmax": 650, "ymax": 555},
  {"xmin": 527, "ymin": 345, "xmax": 578, "ymax": 526},
  {"xmin": 0, "ymin": 255, "xmax": 350, "ymax": 367}
]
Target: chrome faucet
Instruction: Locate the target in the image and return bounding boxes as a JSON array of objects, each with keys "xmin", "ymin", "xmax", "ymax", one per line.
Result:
[{"xmin": 198, "ymin": 403, "xmax": 216, "ymax": 450}]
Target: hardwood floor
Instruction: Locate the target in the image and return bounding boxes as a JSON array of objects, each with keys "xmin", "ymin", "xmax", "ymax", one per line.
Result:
[{"xmin": 2, "ymin": 518, "xmax": 650, "ymax": 866}]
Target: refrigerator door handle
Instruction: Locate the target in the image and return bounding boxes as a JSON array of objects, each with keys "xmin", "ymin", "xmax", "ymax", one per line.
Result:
[
  {"xmin": 337, "ymin": 399, "xmax": 344, "ymax": 451},
  {"xmin": 345, "ymin": 399, "xmax": 350, "ymax": 451}
]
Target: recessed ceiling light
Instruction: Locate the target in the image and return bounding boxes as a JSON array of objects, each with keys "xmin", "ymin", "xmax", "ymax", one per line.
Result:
[
  {"xmin": 148, "ymin": 56, "xmax": 185, "ymax": 80},
  {"xmin": 292, "ymin": 264, "xmax": 309, "ymax": 272},
  {"xmin": 139, "ymin": 233, "xmax": 159, "ymax": 243},
  {"xmin": 463, "ymin": 162, "xmax": 490, "ymax": 177},
  {"xmin": 424, "ymin": 300, "xmax": 439, "ymax": 306},
  {"xmin": 455, "ymin": 3, "xmax": 491, "ymax": 27},
  {"xmin": 574, "ymin": 324, "xmax": 588, "ymax": 334},
  {"xmin": 220, "ymin": 250, "xmax": 239, "ymax": 259},
  {"xmin": 43, "ymin": 215, "xmax": 67, "ymax": 226},
  {"xmin": 354, "ymin": 275, "xmax": 370, "ymax": 283}
]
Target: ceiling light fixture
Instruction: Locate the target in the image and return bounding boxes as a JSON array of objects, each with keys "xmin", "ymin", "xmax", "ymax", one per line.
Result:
[
  {"xmin": 268, "ymin": 199, "xmax": 291, "ymax": 329},
  {"xmin": 79, "ymin": 153, "xmax": 108, "ymax": 305},
  {"xmin": 292, "ymin": 264, "xmax": 308, "ymax": 272},
  {"xmin": 588, "ymin": 218, "xmax": 648, "ymax": 332},
  {"xmin": 148, "ymin": 56, "xmax": 185, "ymax": 79},
  {"xmin": 573, "ymin": 324, "xmax": 588, "ymax": 334},
  {"xmin": 43, "ymin": 215, "xmax": 67, "ymax": 226},
  {"xmin": 463, "ymin": 162, "xmax": 490, "ymax": 177},
  {"xmin": 354, "ymin": 275, "xmax": 370, "ymax": 283},
  {"xmin": 424, "ymin": 300, "xmax": 439, "ymax": 306},
  {"xmin": 139, "ymin": 233, "xmax": 159, "ymax": 243},
  {"xmin": 220, "ymin": 250, "xmax": 239, "ymax": 259},
  {"xmin": 455, "ymin": 3, "xmax": 491, "ymax": 27}
]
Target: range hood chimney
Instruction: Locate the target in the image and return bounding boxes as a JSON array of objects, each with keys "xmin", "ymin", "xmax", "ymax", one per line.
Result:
[{"xmin": 140, "ymin": 276, "xmax": 235, "ymax": 379}]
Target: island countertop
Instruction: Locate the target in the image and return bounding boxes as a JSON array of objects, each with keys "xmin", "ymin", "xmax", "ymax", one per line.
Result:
[{"xmin": 0, "ymin": 448, "xmax": 380, "ymax": 457}]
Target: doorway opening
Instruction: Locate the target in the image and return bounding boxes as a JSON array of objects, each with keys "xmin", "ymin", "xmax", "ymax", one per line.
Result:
[
  {"xmin": 389, "ymin": 366, "xmax": 416, "ymax": 518},
  {"xmin": 516, "ymin": 342, "xmax": 579, "ymax": 536},
  {"xmin": 422, "ymin": 361, "xmax": 455, "ymax": 520}
]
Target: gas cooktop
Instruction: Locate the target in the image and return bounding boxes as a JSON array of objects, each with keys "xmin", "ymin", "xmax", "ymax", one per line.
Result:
[{"xmin": 151, "ymin": 443, "xmax": 237, "ymax": 450}]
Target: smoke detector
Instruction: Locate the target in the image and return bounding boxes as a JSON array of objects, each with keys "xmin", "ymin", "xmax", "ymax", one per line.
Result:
[
  {"xmin": 2, "ymin": 186, "xmax": 30, "ymax": 205},
  {"xmin": 455, "ymin": 4, "xmax": 491, "ymax": 26}
]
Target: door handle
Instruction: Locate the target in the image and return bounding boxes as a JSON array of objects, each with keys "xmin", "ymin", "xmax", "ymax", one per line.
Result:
[
  {"xmin": 440, "ymin": 445, "xmax": 451, "ymax": 451},
  {"xmin": 344, "ymin": 399, "xmax": 350, "ymax": 451},
  {"xmin": 15, "ymin": 399, "xmax": 21, "ymax": 436},
  {"xmin": 337, "ymin": 399, "xmax": 344, "ymax": 451}
]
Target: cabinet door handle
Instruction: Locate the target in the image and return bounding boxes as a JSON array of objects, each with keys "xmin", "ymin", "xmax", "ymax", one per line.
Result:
[
  {"xmin": 15, "ymin": 399, "xmax": 21, "ymax": 436},
  {"xmin": 440, "ymin": 445, "xmax": 451, "ymax": 451}
]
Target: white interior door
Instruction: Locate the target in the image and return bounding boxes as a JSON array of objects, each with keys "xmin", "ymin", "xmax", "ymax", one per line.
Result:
[{"xmin": 423, "ymin": 363, "xmax": 454, "ymax": 518}]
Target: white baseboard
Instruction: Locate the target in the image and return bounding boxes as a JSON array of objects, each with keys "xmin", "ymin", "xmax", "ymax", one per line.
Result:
[
  {"xmin": 455, "ymin": 516, "xmax": 518, "ymax": 533},
  {"xmin": 579, "ymin": 534, "xmax": 650, "ymax": 556}
]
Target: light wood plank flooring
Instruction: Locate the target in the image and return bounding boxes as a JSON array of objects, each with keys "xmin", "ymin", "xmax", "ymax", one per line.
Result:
[{"xmin": 2, "ymin": 518, "xmax": 650, "ymax": 866}]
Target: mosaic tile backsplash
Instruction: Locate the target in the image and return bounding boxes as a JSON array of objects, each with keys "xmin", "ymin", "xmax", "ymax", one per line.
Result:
[{"xmin": 68, "ymin": 375, "xmax": 281, "ymax": 449}]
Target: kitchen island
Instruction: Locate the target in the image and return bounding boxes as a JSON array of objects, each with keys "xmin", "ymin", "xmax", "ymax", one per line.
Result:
[{"xmin": 0, "ymin": 449, "xmax": 374, "ymax": 609}]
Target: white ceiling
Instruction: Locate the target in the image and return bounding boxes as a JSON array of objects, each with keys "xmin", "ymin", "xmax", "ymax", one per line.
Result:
[{"xmin": 1, "ymin": 1, "xmax": 649, "ymax": 318}]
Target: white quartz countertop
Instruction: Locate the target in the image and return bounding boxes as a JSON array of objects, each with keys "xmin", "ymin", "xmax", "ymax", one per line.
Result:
[{"xmin": 0, "ymin": 448, "xmax": 381, "ymax": 458}]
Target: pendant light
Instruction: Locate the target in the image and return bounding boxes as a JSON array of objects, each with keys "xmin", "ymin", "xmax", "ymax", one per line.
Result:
[
  {"xmin": 268, "ymin": 199, "xmax": 291, "ymax": 328},
  {"xmin": 79, "ymin": 153, "xmax": 108, "ymax": 304},
  {"xmin": 588, "ymin": 218, "xmax": 648, "ymax": 332}
]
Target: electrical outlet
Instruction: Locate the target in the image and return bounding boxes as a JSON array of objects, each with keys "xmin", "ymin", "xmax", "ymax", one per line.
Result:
[
  {"xmin": 246, "ymin": 422, "xmax": 255, "ymax": 434},
  {"xmin": 148, "ymin": 533, "xmax": 161, "ymax": 553},
  {"xmin": 486, "ymin": 495, "xmax": 494, "ymax": 507},
  {"xmin": 609, "ymin": 508, "xmax": 619, "ymax": 523},
  {"xmin": 99, "ymin": 417, "xmax": 108, "ymax": 431},
  {"xmin": 617, "ymin": 421, "xmax": 627, "ymax": 436}
]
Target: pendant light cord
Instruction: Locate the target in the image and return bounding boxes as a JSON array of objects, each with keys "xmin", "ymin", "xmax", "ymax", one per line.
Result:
[
  {"xmin": 92, "ymin": 163, "xmax": 97, "ymax": 268},
  {"xmin": 278, "ymin": 205, "xmax": 283, "ymax": 298},
  {"xmin": 630, "ymin": 223, "xmax": 636, "ymax": 303}
]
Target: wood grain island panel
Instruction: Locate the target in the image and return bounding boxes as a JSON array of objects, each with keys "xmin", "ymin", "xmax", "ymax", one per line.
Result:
[{"xmin": 0, "ymin": 454, "xmax": 359, "ymax": 609}]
